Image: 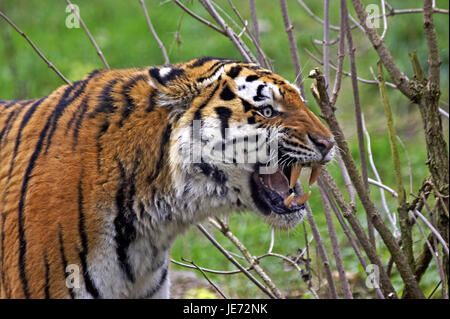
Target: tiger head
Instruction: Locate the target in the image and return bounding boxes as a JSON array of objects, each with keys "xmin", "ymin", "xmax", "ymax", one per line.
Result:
[{"xmin": 148, "ymin": 57, "xmax": 335, "ymax": 230}]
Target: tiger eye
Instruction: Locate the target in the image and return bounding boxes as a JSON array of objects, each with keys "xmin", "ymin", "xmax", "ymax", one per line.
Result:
[{"xmin": 262, "ymin": 105, "xmax": 274, "ymax": 118}]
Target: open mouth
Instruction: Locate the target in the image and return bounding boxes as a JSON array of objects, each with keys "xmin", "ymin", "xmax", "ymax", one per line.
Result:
[{"xmin": 250, "ymin": 163, "xmax": 322, "ymax": 215}]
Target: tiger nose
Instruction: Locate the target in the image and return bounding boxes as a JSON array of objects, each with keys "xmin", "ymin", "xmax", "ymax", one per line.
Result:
[{"xmin": 309, "ymin": 135, "xmax": 334, "ymax": 157}]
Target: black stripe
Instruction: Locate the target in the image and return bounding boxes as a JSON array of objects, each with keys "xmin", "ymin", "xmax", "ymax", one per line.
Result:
[
  {"xmin": 215, "ymin": 106, "xmax": 232, "ymax": 139},
  {"xmin": 44, "ymin": 71, "xmax": 97, "ymax": 154},
  {"xmin": 43, "ymin": 253, "xmax": 50, "ymax": 299},
  {"xmin": 146, "ymin": 124, "xmax": 172, "ymax": 185},
  {"xmin": 246, "ymin": 75, "xmax": 259, "ymax": 82},
  {"xmin": 72, "ymin": 95, "xmax": 89, "ymax": 150},
  {"xmin": 43, "ymin": 81, "xmax": 82, "ymax": 153},
  {"xmin": 7, "ymin": 98, "xmax": 45, "ymax": 180},
  {"xmin": 226, "ymin": 65, "xmax": 242, "ymax": 79},
  {"xmin": 0, "ymin": 213, "xmax": 5, "ymax": 297},
  {"xmin": 95, "ymin": 121, "xmax": 110, "ymax": 170},
  {"xmin": 142, "ymin": 266, "xmax": 168, "ymax": 298},
  {"xmin": 240, "ymin": 98, "xmax": 253, "ymax": 112},
  {"xmin": 89, "ymin": 79, "xmax": 119, "ymax": 117},
  {"xmin": 253, "ymin": 84, "xmax": 267, "ymax": 102},
  {"xmin": 58, "ymin": 228, "xmax": 74, "ymax": 299},
  {"xmin": 197, "ymin": 62, "xmax": 226, "ymax": 83},
  {"xmin": 118, "ymin": 75, "xmax": 147, "ymax": 127},
  {"xmin": 145, "ymin": 89, "xmax": 157, "ymax": 113},
  {"xmin": 0, "ymin": 103, "xmax": 27, "ymax": 148},
  {"xmin": 219, "ymin": 84, "xmax": 235, "ymax": 101},
  {"xmin": 192, "ymin": 83, "xmax": 220, "ymax": 122},
  {"xmin": 114, "ymin": 161, "xmax": 137, "ymax": 283},
  {"xmin": 77, "ymin": 176, "xmax": 101, "ymax": 298},
  {"xmin": 188, "ymin": 56, "xmax": 231, "ymax": 68}
]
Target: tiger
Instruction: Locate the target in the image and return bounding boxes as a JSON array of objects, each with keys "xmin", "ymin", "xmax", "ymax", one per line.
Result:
[{"xmin": 0, "ymin": 57, "xmax": 335, "ymax": 299}]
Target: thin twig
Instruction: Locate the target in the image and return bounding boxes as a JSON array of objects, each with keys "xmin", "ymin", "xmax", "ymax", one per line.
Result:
[
  {"xmin": 196, "ymin": 224, "xmax": 277, "ymax": 299},
  {"xmin": 139, "ymin": 0, "xmax": 170, "ymax": 65},
  {"xmin": 380, "ymin": 0, "xmax": 388, "ymax": 40},
  {"xmin": 65, "ymin": 0, "xmax": 110, "ymax": 69},
  {"xmin": 318, "ymin": 179, "xmax": 353, "ymax": 298},
  {"xmin": 342, "ymin": 0, "xmax": 369, "ymax": 194},
  {"xmin": 330, "ymin": 0, "xmax": 346, "ymax": 106},
  {"xmin": 226, "ymin": 0, "xmax": 271, "ymax": 69},
  {"xmin": 323, "ymin": 0, "xmax": 330, "ymax": 94},
  {"xmin": 303, "ymin": 200, "xmax": 338, "ymax": 298},
  {"xmin": 279, "ymin": 0, "xmax": 306, "ymax": 100},
  {"xmin": 414, "ymin": 209, "xmax": 449, "ymax": 257},
  {"xmin": 409, "ymin": 213, "xmax": 448, "ymax": 298},
  {"xmin": 304, "ymin": 48, "xmax": 398, "ymax": 89},
  {"xmin": 362, "ymin": 114, "xmax": 400, "ymax": 238},
  {"xmin": 423, "ymin": 0, "xmax": 441, "ymax": 90},
  {"xmin": 321, "ymin": 179, "xmax": 385, "ymax": 299},
  {"xmin": 181, "ymin": 258, "xmax": 228, "ymax": 298},
  {"xmin": 199, "ymin": 0, "xmax": 254, "ymax": 63},
  {"xmin": 351, "ymin": 0, "xmax": 413, "ymax": 99},
  {"xmin": 368, "ymin": 178, "xmax": 398, "ymax": 198},
  {"xmin": 296, "ymin": 0, "xmax": 340, "ymax": 31},
  {"xmin": 171, "ymin": 258, "xmax": 248, "ymax": 275},
  {"xmin": 396, "ymin": 136, "xmax": 413, "ymax": 195},
  {"xmin": 0, "ymin": 10, "xmax": 71, "ymax": 84},
  {"xmin": 209, "ymin": 218, "xmax": 284, "ymax": 298},
  {"xmin": 172, "ymin": 0, "xmax": 226, "ymax": 35}
]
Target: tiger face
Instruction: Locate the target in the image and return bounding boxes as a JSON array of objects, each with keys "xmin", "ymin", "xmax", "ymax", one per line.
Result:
[{"xmin": 153, "ymin": 57, "xmax": 335, "ymax": 229}]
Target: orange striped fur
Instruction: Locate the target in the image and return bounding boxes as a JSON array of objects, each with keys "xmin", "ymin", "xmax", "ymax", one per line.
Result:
[{"xmin": 0, "ymin": 57, "xmax": 334, "ymax": 298}]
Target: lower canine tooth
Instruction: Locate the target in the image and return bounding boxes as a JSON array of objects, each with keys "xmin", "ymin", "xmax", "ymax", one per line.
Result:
[
  {"xmin": 284, "ymin": 193, "xmax": 295, "ymax": 207},
  {"xmin": 309, "ymin": 165, "xmax": 322, "ymax": 186},
  {"xmin": 295, "ymin": 191, "xmax": 311, "ymax": 205}
]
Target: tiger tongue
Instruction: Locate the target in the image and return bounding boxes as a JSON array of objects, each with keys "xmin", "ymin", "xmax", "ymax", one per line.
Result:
[{"xmin": 262, "ymin": 169, "xmax": 289, "ymax": 194}]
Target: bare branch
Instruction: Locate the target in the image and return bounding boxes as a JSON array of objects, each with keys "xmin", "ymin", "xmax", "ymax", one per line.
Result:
[
  {"xmin": 209, "ymin": 218, "xmax": 284, "ymax": 298},
  {"xmin": 304, "ymin": 200, "xmax": 338, "ymax": 298},
  {"xmin": 351, "ymin": 0, "xmax": 414, "ymax": 100},
  {"xmin": 318, "ymin": 180, "xmax": 353, "ymax": 298},
  {"xmin": 196, "ymin": 224, "xmax": 277, "ymax": 299},
  {"xmin": 368, "ymin": 178, "xmax": 398, "ymax": 198},
  {"xmin": 323, "ymin": 0, "xmax": 330, "ymax": 94},
  {"xmin": 65, "ymin": 0, "xmax": 110, "ymax": 69},
  {"xmin": 279, "ymin": 0, "xmax": 306, "ymax": 99},
  {"xmin": 330, "ymin": 0, "xmax": 346, "ymax": 106},
  {"xmin": 423, "ymin": 0, "xmax": 441, "ymax": 90},
  {"xmin": 304, "ymin": 48, "xmax": 398, "ymax": 89},
  {"xmin": 139, "ymin": 0, "xmax": 170, "ymax": 65},
  {"xmin": 362, "ymin": 114, "xmax": 400, "ymax": 238},
  {"xmin": 321, "ymin": 170, "xmax": 394, "ymax": 298},
  {"xmin": 409, "ymin": 212, "xmax": 448, "ymax": 298},
  {"xmin": 171, "ymin": 258, "xmax": 247, "ymax": 275},
  {"xmin": 181, "ymin": 258, "xmax": 228, "ymax": 298},
  {"xmin": 172, "ymin": 0, "xmax": 226, "ymax": 36},
  {"xmin": 0, "ymin": 9, "xmax": 71, "ymax": 84}
]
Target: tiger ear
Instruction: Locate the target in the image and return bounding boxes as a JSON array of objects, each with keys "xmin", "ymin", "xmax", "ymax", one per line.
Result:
[
  {"xmin": 148, "ymin": 66, "xmax": 196, "ymax": 109},
  {"xmin": 148, "ymin": 61, "xmax": 226, "ymax": 109}
]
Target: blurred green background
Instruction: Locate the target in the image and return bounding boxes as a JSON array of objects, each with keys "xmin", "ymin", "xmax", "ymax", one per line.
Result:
[{"xmin": 1, "ymin": 0, "xmax": 448, "ymax": 298}]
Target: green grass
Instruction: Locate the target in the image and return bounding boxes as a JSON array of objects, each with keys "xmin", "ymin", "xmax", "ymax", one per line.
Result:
[{"xmin": 1, "ymin": 0, "xmax": 448, "ymax": 298}]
